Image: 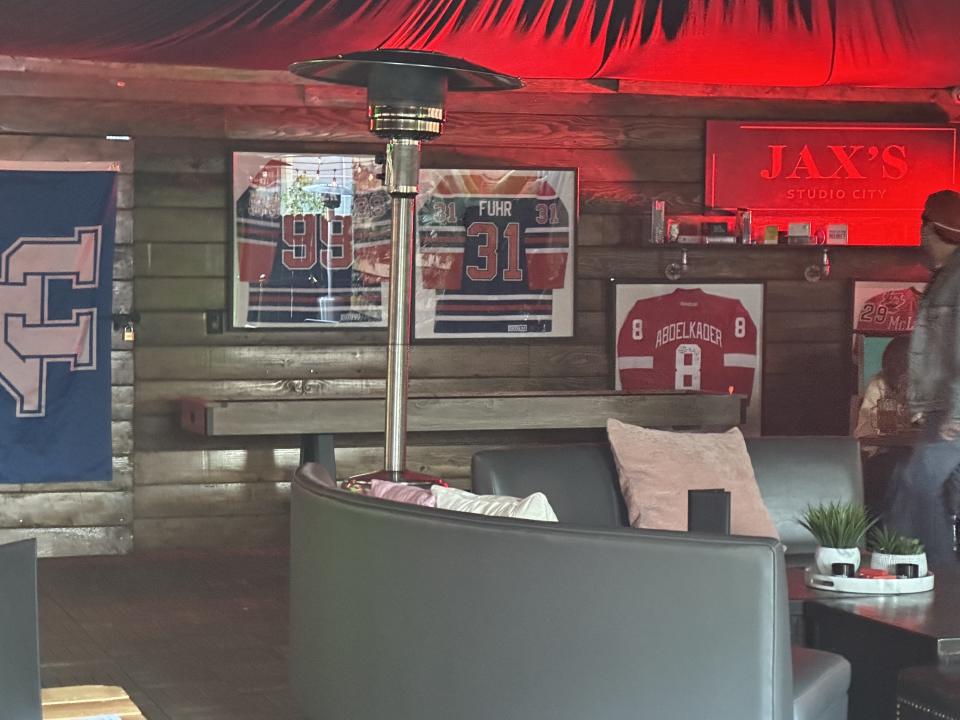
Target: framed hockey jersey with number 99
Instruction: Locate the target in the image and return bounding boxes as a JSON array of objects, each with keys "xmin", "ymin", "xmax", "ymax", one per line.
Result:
[
  {"xmin": 613, "ymin": 282, "xmax": 764, "ymax": 435},
  {"xmin": 414, "ymin": 168, "xmax": 576, "ymax": 339}
]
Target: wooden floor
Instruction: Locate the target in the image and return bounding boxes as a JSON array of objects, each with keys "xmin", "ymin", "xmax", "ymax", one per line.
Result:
[{"xmin": 38, "ymin": 547, "xmax": 303, "ymax": 720}]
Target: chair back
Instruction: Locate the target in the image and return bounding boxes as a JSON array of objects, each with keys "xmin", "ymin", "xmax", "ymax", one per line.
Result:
[
  {"xmin": 0, "ymin": 539, "xmax": 42, "ymax": 720},
  {"xmin": 290, "ymin": 477, "xmax": 794, "ymax": 720}
]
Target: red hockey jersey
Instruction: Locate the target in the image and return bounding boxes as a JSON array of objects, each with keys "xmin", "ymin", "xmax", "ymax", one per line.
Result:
[
  {"xmin": 855, "ymin": 286, "xmax": 921, "ymax": 334},
  {"xmin": 617, "ymin": 288, "xmax": 757, "ymax": 397}
]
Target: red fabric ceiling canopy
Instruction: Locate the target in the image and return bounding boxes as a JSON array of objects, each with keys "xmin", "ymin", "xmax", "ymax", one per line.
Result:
[{"xmin": 1, "ymin": 0, "xmax": 958, "ymax": 88}]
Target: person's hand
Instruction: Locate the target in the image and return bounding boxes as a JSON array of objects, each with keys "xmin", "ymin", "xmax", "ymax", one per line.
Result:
[{"xmin": 940, "ymin": 420, "xmax": 960, "ymax": 441}]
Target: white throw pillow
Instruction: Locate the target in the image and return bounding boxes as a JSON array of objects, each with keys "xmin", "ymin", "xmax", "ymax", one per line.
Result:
[{"xmin": 431, "ymin": 486, "xmax": 558, "ymax": 522}]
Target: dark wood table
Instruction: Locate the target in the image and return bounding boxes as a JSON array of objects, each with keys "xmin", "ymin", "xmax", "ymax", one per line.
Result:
[{"xmin": 797, "ymin": 564, "xmax": 960, "ymax": 720}]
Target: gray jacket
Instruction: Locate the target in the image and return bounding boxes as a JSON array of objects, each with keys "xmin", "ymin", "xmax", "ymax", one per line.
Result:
[{"xmin": 908, "ymin": 249, "xmax": 960, "ymax": 422}]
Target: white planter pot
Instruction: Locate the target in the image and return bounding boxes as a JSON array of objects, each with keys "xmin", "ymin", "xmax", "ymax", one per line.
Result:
[
  {"xmin": 869, "ymin": 551, "xmax": 928, "ymax": 578},
  {"xmin": 814, "ymin": 546, "xmax": 861, "ymax": 575}
]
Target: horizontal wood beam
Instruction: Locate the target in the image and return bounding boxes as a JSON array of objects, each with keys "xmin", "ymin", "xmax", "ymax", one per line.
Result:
[
  {"xmin": 0, "ymin": 55, "xmax": 950, "ymax": 106},
  {"xmin": 181, "ymin": 392, "xmax": 742, "ymax": 436}
]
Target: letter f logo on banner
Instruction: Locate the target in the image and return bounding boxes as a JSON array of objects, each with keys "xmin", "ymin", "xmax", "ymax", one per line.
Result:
[{"xmin": 0, "ymin": 227, "xmax": 101, "ymax": 417}]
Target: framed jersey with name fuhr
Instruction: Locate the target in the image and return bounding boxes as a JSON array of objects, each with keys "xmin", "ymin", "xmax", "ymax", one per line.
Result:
[
  {"xmin": 613, "ymin": 282, "xmax": 764, "ymax": 436},
  {"xmin": 230, "ymin": 152, "xmax": 390, "ymax": 329},
  {"xmin": 413, "ymin": 168, "xmax": 577, "ymax": 340}
]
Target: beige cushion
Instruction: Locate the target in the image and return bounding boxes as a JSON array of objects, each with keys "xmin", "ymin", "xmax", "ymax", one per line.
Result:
[
  {"xmin": 431, "ymin": 486, "xmax": 558, "ymax": 522},
  {"xmin": 606, "ymin": 419, "xmax": 779, "ymax": 538}
]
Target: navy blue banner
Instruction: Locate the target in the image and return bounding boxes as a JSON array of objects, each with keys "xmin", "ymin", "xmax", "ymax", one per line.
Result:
[{"xmin": 0, "ymin": 170, "xmax": 117, "ymax": 483}]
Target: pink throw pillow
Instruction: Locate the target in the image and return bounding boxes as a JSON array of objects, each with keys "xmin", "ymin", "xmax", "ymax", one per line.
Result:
[
  {"xmin": 606, "ymin": 419, "xmax": 778, "ymax": 538},
  {"xmin": 368, "ymin": 479, "xmax": 437, "ymax": 507}
]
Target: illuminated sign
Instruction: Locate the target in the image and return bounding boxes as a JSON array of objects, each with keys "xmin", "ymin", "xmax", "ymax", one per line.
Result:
[{"xmin": 706, "ymin": 122, "xmax": 958, "ymax": 245}]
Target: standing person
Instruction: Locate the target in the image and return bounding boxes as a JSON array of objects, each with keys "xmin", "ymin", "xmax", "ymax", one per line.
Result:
[{"xmin": 888, "ymin": 189, "xmax": 960, "ymax": 564}]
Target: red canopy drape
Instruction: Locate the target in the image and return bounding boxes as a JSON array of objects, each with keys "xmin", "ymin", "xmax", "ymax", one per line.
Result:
[{"xmin": 0, "ymin": 0, "xmax": 957, "ymax": 87}]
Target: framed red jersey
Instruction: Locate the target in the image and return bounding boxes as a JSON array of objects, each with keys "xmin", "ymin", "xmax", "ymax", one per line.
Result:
[
  {"xmin": 852, "ymin": 281, "xmax": 926, "ymax": 336},
  {"xmin": 613, "ymin": 283, "xmax": 764, "ymax": 435}
]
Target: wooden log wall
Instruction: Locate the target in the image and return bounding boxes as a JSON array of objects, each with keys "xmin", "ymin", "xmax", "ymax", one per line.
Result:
[
  {"xmin": 0, "ymin": 136, "xmax": 134, "ymax": 556},
  {"xmin": 0, "ymin": 61, "xmax": 947, "ymax": 551}
]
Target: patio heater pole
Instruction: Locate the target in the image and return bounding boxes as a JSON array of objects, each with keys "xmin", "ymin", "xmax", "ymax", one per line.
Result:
[{"xmin": 289, "ymin": 50, "xmax": 521, "ymax": 483}]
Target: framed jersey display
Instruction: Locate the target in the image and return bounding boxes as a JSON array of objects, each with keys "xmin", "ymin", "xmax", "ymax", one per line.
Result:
[
  {"xmin": 413, "ymin": 168, "xmax": 576, "ymax": 339},
  {"xmin": 230, "ymin": 152, "xmax": 390, "ymax": 329},
  {"xmin": 852, "ymin": 281, "xmax": 926, "ymax": 336},
  {"xmin": 613, "ymin": 282, "xmax": 764, "ymax": 435},
  {"xmin": 851, "ymin": 281, "xmax": 925, "ymax": 400}
]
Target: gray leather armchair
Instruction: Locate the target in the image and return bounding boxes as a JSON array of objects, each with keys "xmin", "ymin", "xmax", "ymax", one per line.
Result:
[{"xmin": 290, "ymin": 472, "xmax": 848, "ymax": 720}]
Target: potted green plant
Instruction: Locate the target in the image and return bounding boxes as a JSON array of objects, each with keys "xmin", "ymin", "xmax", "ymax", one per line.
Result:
[
  {"xmin": 798, "ymin": 501, "xmax": 878, "ymax": 574},
  {"xmin": 867, "ymin": 526, "xmax": 927, "ymax": 577}
]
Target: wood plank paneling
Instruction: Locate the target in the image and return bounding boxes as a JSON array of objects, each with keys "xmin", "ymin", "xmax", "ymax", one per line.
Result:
[
  {"xmin": 765, "ymin": 312, "xmax": 848, "ymax": 343},
  {"xmin": 136, "ymin": 376, "xmax": 609, "ymax": 416},
  {"xmin": 766, "ymin": 281, "xmax": 848, "ymax": 312},
  {"xmin": 0, "ymin": 527, "xmax": 132, "ymax": 557},
  {"xmin": 116, "ymin": 209, "xmax": 134, "ymax": 244},
  {"xmin": 137, "ymin": 310, "xmax": 387, "ymax": 347},
  {"xmin": 134, "ymin": 207, "xmax": 226, "ymax": 244},
  {"xmin": 135, "ymin": 278, "xmax": 226, "ymax": 310},
  {"xmin": 0, "ymin": 492, "xmax": 132, "ymax": 528},
  {"xmin": 582, "ymin": 182, "xmax": 702, "ymax": 214},
  {"xmin": 0, "ymin": 70, "xmax": 306, "ymax": 107},
  {"xmin": 764, "ymin": 343, "xmax": 846, "ymax": 376},
  {"xmin": 135, "ymin": 172, "xmax": 225, "ymax": 208},
  {"xmin": 0, "ymin": 135, "xmax": 134, "ymax": 171},
  {"xmin": 134, "ymin": 243, "xmax": 224, "ymax": 277},
  {"xmin": 112, "ymin": 280, "xmax": 133, "ymax": 312},
  {"xmin": 135, "ymin": 345, "xmax": 531, "ymax": 381},
  {"xmin": 111, "ymin": 351, "xmax": 134, "ymax": 386},
  {"xmin": 113, "ymin": 246, "xmax": 134, "ymax": 281},
  {"xmin": 423, "ymin": 147, "xmax": 704, "ymax": 181},
  {"xmin": 112, "ymin": 386, "xmax": 134, "ymax": 421},
  {"xmin": 226, "ymin": 107, "xmax": 706, "ymax": 149},
  {"xmin": 112, "ymin": 421, "xmax": 133, "ymax": 456},
  {"xmin": 0, "ymin": 98, "xmax": 227, "ymax": 137}
]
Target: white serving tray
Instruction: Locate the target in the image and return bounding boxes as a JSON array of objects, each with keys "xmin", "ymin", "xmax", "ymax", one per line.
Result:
[{"xmin": 804, "ymin": 567, "xmax": 934, "ymax": 594}]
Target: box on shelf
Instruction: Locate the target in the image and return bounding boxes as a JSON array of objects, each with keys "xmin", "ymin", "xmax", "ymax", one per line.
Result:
[{"xmin": 827, "ymin": 224, "xmax": 849, "ymax": 245}]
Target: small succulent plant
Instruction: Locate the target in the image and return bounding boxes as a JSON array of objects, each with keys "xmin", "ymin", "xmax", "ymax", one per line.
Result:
[{"xmin": 867, "ymin": 526, "xmax": 925, "ymax": 555}]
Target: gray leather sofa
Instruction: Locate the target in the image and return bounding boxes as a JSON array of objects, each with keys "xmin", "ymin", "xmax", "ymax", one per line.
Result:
[
  {"xmin": 290, "ymin": 468, "xmax": 850, "ymax": 720},
  {"xmin": 472, "ymin": 436, "xmax": 864, "ymax": 566}
]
